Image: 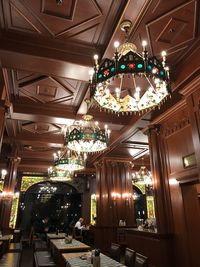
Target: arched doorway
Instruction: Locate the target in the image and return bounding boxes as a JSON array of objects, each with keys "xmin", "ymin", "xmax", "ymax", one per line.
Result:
[{"xmin": 17, "ymin": 181, "xmax": 82, "ymax": 234}]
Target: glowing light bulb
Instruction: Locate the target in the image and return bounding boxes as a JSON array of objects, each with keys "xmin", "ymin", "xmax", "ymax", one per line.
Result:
[
  {"xmin": 114, "ymin": 41, "xmax": 120, "ymax": 48},
  {"xmin": 161, "ymin": 51, "xmax": 167, "ymax": 57},
  {"xmin": 142, "ymin": 40, "xmax": 147, "ymax": 49}
]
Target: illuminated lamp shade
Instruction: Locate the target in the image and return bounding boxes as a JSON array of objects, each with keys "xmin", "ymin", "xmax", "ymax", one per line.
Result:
[
  {"xmin": 64, "ymin": 114, "xmax": 111, "ymax": 153},
  {"xmin": 48, "ymin": 166, "xmax": 72, "ymax": 182},
  {"xmin": 132, "ymin": 166, "xmax": 152, "ymax": 186},
  {"xmin": 53, "ymin": 148, "xmax": 86, "ymax": 172},
  {"xmin": 89, "ymin": 20, "xmax": 170, "ymax": 114}
]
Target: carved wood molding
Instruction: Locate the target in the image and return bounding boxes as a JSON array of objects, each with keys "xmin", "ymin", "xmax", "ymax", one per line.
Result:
[
  {"xmin": 180, "ymin": 74, "xmax": 200, "ymax": 97},
  {"xmin": 151, "ymin": 99, "xmax": 187, "ymax": 125},
  {"xmin": 144, "ymin": 124, "xmax": 161, "ymax": 136},
  {"xmin": 163, "ymin": 116, "xmax": 190, "ymax": 137}
]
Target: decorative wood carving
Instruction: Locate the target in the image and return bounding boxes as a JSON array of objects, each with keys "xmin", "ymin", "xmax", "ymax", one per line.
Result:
[
  {"xmin": 163, "ymin": 116, "xmax": 190, "ymax": 137},
  {"xmin": 146, "ymin": 1, "xmax": 197, "ymax": 64}
]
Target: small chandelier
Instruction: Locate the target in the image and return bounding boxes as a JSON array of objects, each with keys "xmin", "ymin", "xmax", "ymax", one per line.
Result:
[
  {"xmin": 53, "ymin": 148, "xmax": 86, "ymax": 172},
  {"xmin": 48, "ymin": 166, "xmax": 72, "ymax": 182},
  {"xmin": 64, "ymin": 114, "xmax": 111, "ymax": 153},
  {"xmin": 89, "ymin": 20, "xmax": 170, "ymax": 114},
  {"xmin": 132, "ymin": 166, "xmax": 152, "ymax": 185}
]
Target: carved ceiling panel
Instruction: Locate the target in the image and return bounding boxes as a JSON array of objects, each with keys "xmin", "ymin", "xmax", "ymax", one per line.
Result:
[
  {"xmin": 1, "ymin": 0, "xmax": 125, "ymax": 46},
  {"xmin": 146, "ymin": 1, "xmax": 196, "ymax": 54},
  {"xmin": 21, "ymin": 122, "xmax": 61, "ymax": 135},
  {"xmin": 11, "ymin": 70, "xmax": 86, "ymax": 107},
  {"xmin": 23, "ymin": 145, "xmax": 54, "ymax": 152}
]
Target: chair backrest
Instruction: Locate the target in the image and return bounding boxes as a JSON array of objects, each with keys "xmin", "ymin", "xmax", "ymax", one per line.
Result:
[
  {"xmin": 110, "ymin": 243, "xmax": 121, "ymax": 262},
  {"xmin": 134, "ymin": 253, "xmax": 148, "ymax": 267},
  {"xmin": 125, "ymin": 248, "xmax": 136, "ymax": 267},
  {"xmin": 72, "ymin": 227, "xmax": 83, "ymax": 241}
]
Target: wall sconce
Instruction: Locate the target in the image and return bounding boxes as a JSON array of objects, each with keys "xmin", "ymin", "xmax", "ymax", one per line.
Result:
[
  {"xmin": 1, "ymin": 169, "xmax": 7, "ymax": 180},
  {"xmin": 122, "ymin": 192, "xmax": 132, "ymax": 206},
  {"xmin": 0, "ymin": 191, "xmax": 19, "ymax": 200},
  {"xmin": 111, "ymin": 192, "xmax": 121, "ymax": 206}
]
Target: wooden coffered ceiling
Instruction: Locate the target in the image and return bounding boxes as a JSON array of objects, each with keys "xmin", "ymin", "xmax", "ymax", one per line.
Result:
[{"xmin": 0, "ymin": 0, "xmax": 200, "ymax": 173}]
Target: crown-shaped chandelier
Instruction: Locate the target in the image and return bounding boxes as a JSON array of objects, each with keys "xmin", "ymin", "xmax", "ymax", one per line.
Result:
[
  {"xmin": 64, "ymin": 114, "xmax": 111, "ymax": 153},
  {"xmin": 53, "ymin": 148, "xmax": 86, "ymax": 172},
  {"xmin": 48, "ymin": 166, "xmax": 72, "ymax": 182},
  {"xmin": 89, "ymin": 20, "xmax": 170, "ymax": 114},
  {"xmin": 132, "ymin": 166, "xmax": 152, "ymax": 186}
]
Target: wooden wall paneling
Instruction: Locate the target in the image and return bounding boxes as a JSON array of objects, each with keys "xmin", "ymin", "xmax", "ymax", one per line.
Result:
[
  {"xmin": 165, "ymin": 124, "xmax": 195, "ymax": 179},
  {"xmin": 0, "ymin": 147, "xmax": 21, "ymax": 230},
  {"xmin": 184, "ymin": 83, "xmax": 200, "ymax": 181},
  {"xmin": 0, "ymin": 81, "xmax": 7, "ymax": 152},
  {"xmin": 126, "ymin": 229, "xmax": 173, "ymax": 267},
  {"xmin": 168, "ymin": 182, "xmax": 190, "ymax": 267},
  {"xmin": 94, "ymin": 157, "xmax": 135, "ymax": 252},
  {"xmin": 147, "ymin": 126, "xmax": 173, "ymax": 234},
  {"xmin": 180, "ymin": 183, "xmax": 200, "ymax": 267},
  {"xmin": 150, "ymin": 99, "xmax": 200, "ymax": 267}
]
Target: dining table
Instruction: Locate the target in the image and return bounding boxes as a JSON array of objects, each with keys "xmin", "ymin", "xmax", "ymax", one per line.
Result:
[
  {"xmin": 62, "ymin": 251, "xmax": 125, "ymax": 267},
  {"xmin": 46, "ymin": 233, "xmax": 66, "ymax": 245},
  {"xmin": 50, "ymin": 238, "xmax": 91, "ymax": 266},
  {"xmin": 0, "ymin": 235, "xmax": 13, "ymax": 253}
]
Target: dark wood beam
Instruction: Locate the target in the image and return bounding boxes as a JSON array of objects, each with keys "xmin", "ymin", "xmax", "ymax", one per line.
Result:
[
  {"xmin": 0, "ymin": 33, "xmax": 92, "ymax": 81},
  {"xmin": 10, "ymin": 101, "xmax": 131, "ymax": 125},
  {"xmin": 4, "ymin": 133, "xmax": 63, "ymax": 148}
]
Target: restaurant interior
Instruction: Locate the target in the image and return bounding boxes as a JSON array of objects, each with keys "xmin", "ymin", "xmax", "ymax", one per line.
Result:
[{"xmin": 0, "ymin": 1, "xmax": 200, "ymax": 267}]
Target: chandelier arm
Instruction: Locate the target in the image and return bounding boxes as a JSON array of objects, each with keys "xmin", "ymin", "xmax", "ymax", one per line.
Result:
[
  {"xmin": 144, "ymin": 73, "xmax": 156, "ymax": 92},
  {"xmin": 132, "ymin": 75, "xmax": 137, "ymax": 91},
  {"xmin": 119, "ymin": 75, "xmax": 124, "ymax": 94}
]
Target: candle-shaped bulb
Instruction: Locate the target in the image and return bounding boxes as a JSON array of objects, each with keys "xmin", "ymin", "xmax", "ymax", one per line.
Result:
[
  {"xmin": 161, "ymin": 51, "xmax": 167, "ymax": 57},
  {"xmin": 89, "ymin": 69, "xmax": 94, "ymax": 80},
  {"xmin": 114, "ymin": 41, "xmax": 120, "ymax": 48},
  {"xmin": 115, "ymin": 87, "xmax": 120, "ymax": 99},
  {"xmin": 114, "ymin": 41, "xmax": 120, "ymax": 51},
  {"xmin": 107, "ymin": 129, "xmax": 111, "ymax": 138},
  {"xmin": 105, "ymin": 89, "xmax": 110, "ymax": 96},
  {"xmin": 94, "ymin": 54, "xmax": 98, "ymax": 65},
  {"xmin": 161, "ymin": 51, "xmax": 167, "ymax": 66},
  {"xmin": 142, "ymin": 40, "xmax": 147, "ymax": 50}
]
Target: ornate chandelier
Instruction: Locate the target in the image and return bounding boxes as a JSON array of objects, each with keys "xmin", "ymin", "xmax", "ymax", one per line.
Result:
[
  {"xmin": 132, "ymin": 166, "xmax": 152, "ymax": 186},
  {"xmin": 89, "ymin": 20, "xmax": 170, "ymax": 114},
  {"xmin": 48, "ymin": 166, "xmax": 72, "ymax": 182},
  {"xmin": 53, "ymin": 148, "xmax": 86, "ymax": 172},
  {"xmin": 64, "ymin": 114, "xmax": 111, "ymax": 153}
]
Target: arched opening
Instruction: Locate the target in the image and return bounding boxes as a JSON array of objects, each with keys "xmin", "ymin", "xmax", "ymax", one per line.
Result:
[{"xmin": 17, "ymin": 181, "xmax": 82, "ymax": 235}]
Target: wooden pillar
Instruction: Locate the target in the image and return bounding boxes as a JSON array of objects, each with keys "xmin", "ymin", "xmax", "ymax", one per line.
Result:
[
  {"xmin": 146, "ymin": 125, "xmax": 173, "ymax": 234},
  {"xmin": 94, "ymin": 157, "xmax": 134, "ymax": 251},
  {"xmin": 0, "ymin": 80, "xmax": 7, "ymax": 152},
  {"xmin": 0, "ymin": 154, "xmax": 21, "ymax": 231}
]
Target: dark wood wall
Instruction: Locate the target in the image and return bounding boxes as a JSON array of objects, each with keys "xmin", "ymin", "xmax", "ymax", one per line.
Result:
[
  {"xmin": 95, "ymin": 158, "xmax": 135, "ymax": 252},
  {"xmin": 146, "ymin": 78, "xmax": 200, "ymax": 267},
  {"xmin": 94, "ymin": 77, "xmax": 200, "ymax": 267}
]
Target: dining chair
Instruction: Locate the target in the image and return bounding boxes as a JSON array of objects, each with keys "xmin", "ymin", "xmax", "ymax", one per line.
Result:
[
  {"xmin": 125, "ymin": 248, "xmax": 136, "ymax": 267},
  {"xmin": 72, "ymin": 227, "xmax": 83, "ymax": 242},
  {"xmin": 134, "ymin": 253, "xmax": 148, "ymax": 267},
  {"xmin": 110, "ymin": 243, "xmax": 121, "ymax": 262}
]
